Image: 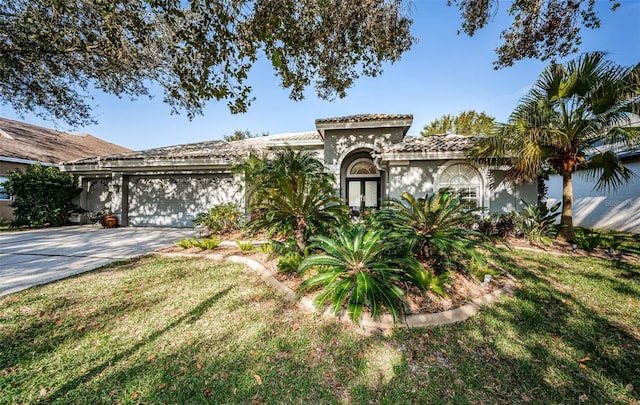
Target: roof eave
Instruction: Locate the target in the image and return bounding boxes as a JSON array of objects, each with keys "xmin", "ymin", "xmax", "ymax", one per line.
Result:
[{"xmin": 315, "ymin": 118, "xmax": 413, "ymax": 138}]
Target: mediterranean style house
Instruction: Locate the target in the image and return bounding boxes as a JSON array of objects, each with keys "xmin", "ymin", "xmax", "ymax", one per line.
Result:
[
  {"xmin": 0, "ymin": 118, "xmax": 131, "ymax": 221},
  {"xmin": 61, "ymin": 114, "xmax": 538, "ymax": 227}
]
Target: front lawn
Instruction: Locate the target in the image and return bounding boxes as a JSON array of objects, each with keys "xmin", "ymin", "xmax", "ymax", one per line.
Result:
[{"xmin": 0, "ymin": 251, "xmax": 638, "ymax": 404}]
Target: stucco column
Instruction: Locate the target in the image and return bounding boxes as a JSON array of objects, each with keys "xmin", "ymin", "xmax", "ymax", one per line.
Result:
[{"xmin": 110, "ymin": 173, "xmax": 124, "ymax": 222}]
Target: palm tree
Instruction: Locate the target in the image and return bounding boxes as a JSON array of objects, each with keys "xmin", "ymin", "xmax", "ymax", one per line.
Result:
[
  {"xmin": 298, "ymin": 225, "xmax": 446, "ymax": 322},
  {"xmin": 248, "ymin": 173, "xmax": 347, "ymax": 251},
  {"xmin": 471, "ymin": 52, "xmax": 640, "ymax": 242},
  {"xmin": 379, "ymin": 191, "xmax": 496, "ymax": 273},
  {"xmin": 242, "ymin": 147, "xmax": 348, "ymax": 251}
]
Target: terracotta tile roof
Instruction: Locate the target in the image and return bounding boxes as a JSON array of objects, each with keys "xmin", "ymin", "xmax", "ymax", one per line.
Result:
[
  {"xmin": 315, "ymin": 114, "xmax": 413, "ymax": 124},
  {"xmin": 66, "ymin": 140, "xmax": 241, "ymax": 164},
  {"xmin": 0, "ymin": 118, "xmax": 131, "ymax": 164},
  {"xmin": 230, "ymin": 131, "xmax": 321, "ymax": 146},
  {"xmin": 382, "ymin": 134, "xmax": 479, "ymax": 153},
  {"xmin": 66, "ymin": 131, "xmax": 323, "ymax": 165}
]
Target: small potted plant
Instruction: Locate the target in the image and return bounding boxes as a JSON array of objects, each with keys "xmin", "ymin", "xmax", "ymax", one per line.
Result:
[{"xmin": 89, "ymin": 209, "xmax": 118, "ymax": 228}]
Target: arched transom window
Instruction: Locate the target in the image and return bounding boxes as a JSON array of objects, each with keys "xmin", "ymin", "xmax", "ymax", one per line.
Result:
[
  {"xmin": 438, "ymin": 163, "xmax": 482, "ymax": 208},
  {"xmin": 347, "ymin": 158, "xmax": 379, "ymax": 177}
]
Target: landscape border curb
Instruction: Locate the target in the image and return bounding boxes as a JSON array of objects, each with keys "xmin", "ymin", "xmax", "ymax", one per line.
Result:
[{"xmin": 158, "ymin": 252, "xmax": 518, "ymax": 331}]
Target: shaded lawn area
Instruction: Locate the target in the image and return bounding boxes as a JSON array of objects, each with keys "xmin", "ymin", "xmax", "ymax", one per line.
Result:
[{"xmin": 0, "ymin": 252, "xmax": 638, "ymax": 404}]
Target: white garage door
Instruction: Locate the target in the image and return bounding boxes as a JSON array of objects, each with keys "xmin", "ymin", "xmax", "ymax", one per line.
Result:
[{"xmin": 126, "ymin": 174, "xmax": 240, "ymax": 227}]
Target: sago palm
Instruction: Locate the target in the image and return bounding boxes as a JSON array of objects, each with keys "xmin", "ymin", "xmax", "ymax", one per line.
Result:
[
  {"xmin": 471, "ymin": 52, "xmax": 640, "ymax": 242},
  {"xmin": 298, "ymin": 225, "xmax": 445, "ymax": 322},
  {"xmin": 240, "ymin": 147, "xmax": 348, "ymax": 251},
  {"xmin": 248, "ymin": 172, "xmax": 348, "ymax": 252},
  {"xmin": 379, "ymin": 191, "xmax": 495, "ymax": 273}
]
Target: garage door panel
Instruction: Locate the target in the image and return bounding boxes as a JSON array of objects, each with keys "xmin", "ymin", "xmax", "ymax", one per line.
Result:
[{"xmin": 127, "ymin": 175, "xmax": 240, "ymax": 227}]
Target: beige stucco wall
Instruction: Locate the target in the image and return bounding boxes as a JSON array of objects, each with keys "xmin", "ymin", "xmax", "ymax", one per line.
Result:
[
  {"xmin": 547, "ymin": 159, "xmax": 640, "ymax": 233},
  {"xmin": 323, "ymin": 128, "xmax": 405, "ymax": 175},
  {"xmin": 387, "ymin": 160, "xmax": 440, "ymax": 199},
  {"xmin": 0, "ymin": 161, "xmax": 29, "ymax": 221},
  {"xmin": 488, "ymin": 170, "xmax": 538, "ymax": 214}
]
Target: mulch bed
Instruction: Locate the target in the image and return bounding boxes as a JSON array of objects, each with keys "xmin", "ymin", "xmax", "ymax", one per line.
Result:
[{"xmin": 158, "ymin": 239, "xmax": 510, "ymax": 316}]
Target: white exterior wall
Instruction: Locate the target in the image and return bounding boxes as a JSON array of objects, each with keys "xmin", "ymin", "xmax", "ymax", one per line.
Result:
[
  {"xmin": 488, "ymin": 170, "xmax": 538, "ymax": 214},
  {"xmin": 547, "ymin": 159, "xmax": 640, "ymax": 233},
  {"xmin": 386, "ymin": 161, "xmax": 439, "ymax": 199}
]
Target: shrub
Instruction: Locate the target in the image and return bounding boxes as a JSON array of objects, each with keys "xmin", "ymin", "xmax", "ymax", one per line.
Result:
[
  {"xmin": 378, "ymin": 191, "xmax": 497, "ymax": 274},
  {"xmin": 240, "ymin": 148, "xmax": 349, "ymax": 252},
  {"xmin": 277, "ymin": 251, "xmax": 302, "ymax": 273},
  {"xmin": 475, "ymin": 212, "xmax": 519, "ymax": 238},
  {"xmin": 174, "ymin": 238, "xmax": 197, "ymax": 248},
  {"xmin": 575, "ymin": 229, "xmax": 601, "ymax": 252},
  {"xmin": 235, "ymin": 240, "xmax": 254, "ymax": 251},
  {"xmin": 193, "ymin": 203, "xmax": 242, "ymax": 236},
  {"xmin": 193, "ymin": 237, "xmax": 222, "ymax": 250},
  {"xmin": 3, "ymin": 164, "xmax": 84, "ymax": 227},
  {"xmin": 298, "ymin": 225, "xmax": 446, "ymax": 322},
  {"xmin": 258, "ymin": 242, "xmax": 276, "ymax": 259},
  {"xmin": 516, "ymin": 200, "xmax": 561, "ymax": 245}
]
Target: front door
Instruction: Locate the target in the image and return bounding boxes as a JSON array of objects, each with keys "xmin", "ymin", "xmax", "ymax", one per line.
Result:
[{"xmin": 347, "ymin": 179, "xmax": 380, "ymax": 216}]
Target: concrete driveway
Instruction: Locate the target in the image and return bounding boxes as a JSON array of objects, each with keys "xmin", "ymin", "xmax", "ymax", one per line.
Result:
[{"xmin": 0, "ymin": 226, "xmax": 196, "ymax": 296}]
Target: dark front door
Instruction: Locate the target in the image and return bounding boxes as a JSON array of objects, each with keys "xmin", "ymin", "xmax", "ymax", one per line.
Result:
[{"xmin": 347, "ymin": 179, "xmax": 380, "ymax": 215}]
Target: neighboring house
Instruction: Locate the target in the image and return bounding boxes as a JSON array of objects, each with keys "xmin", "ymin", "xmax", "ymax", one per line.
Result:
[
  {"xmin": 62, "ymin": 114, "xmax": 538, "ymax": 228},
  {"xmin": 0, "ymin": 118, "xmax": 132, "ymax": 221}
]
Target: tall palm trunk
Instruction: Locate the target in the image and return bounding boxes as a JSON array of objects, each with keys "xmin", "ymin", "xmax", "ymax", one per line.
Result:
[{"xmin": 558, "ymin": 172, "xmax": 576, "ymax": 242}]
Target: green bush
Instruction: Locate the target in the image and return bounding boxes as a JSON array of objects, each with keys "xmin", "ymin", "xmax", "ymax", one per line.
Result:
[
  {"xmin": 3, "ymin": 164, "xmax": 84, "ymax": 227},
  {"xmin": 298, "ymin": 225, "xmax": 448, "ymax": 322},
  {"xmin": 575, "ymin": 229, "xmax": 602, "ymax": 252},
  {"xmin": 277, "ymin": 251, "xmax": 302, "ymax": 273},
  {"xmin": 235, "ymin": 240, "xmax": 254, "ymax": 251},
  {"xmin": 193, "ymin": 237, "xmax": 222, "ymax": 250},
  {"xmin": 174, "ymin": 238, "xmax": 197, "ymax": 248},
  {"xmin": 193, "ymin": 203, "xmax": 242, "ymax": 235},
  {"xmin": 377, "ymin": 191, "xmax": 497, "ymax": 274},
  {"xmin": 475, "ymin": 212, "xmax": 519, "ymax": 238},
  {"xmin": 516, "ymin": 200, "xmax": 561, "ymax": 245}
]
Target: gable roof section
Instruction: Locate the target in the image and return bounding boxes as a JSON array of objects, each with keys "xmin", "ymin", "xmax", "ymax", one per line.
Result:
[
  {"xmin": 315, "ymin": 114, "xmax": 414, "ymax": 137},
  {"xmin": 0, "ymin": 118, "xmax": 131, "ymax": 164},
  {"xmin": 315, "ymin": 113, "xmax": 414, "ymax": 124}
]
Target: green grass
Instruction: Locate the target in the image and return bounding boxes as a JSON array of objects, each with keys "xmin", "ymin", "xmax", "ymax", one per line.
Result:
[{"xmin": 1, "ymin": 252, "xmax": 639, "ymax": 404}]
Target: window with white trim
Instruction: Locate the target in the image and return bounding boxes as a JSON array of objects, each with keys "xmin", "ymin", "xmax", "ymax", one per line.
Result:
[
  {"xmin": 438, "ymin": 164, "xmax": 482, "ymax": 208},
  {"xmin": 0, "ymin": 176, "xmax": 10, "ymax": 201}
]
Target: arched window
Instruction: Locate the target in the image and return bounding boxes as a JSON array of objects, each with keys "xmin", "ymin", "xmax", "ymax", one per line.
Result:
[
  {"xmin": 347, "ymin": 158, "xmax": 379, "ymax": 177},
  {"xmin": 438, "ymin": 164, "xmax": 482, "ymax": 208}
]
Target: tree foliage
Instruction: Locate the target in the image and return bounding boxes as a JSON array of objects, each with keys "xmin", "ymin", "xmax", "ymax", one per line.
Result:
[
  {"xmin": 421, "ymin": 110, "xmax": 496, "ymax": 136},
  {"xmin": 450, "ymin": 0, "xmax": 621, "ymax": 68},
  {"xmin": 1, "ymin": 0, "xmax": 414, "ymax": 127},
  {"xmin": 1, "ymin": 0, "xmax": 622, "ymax": 127},
  {"xmin": 223, "ymin": 130, "xmax": 267, "ymax": 142},
  {"xmin": 470, "ymin": 52, "xmax": 640, "ymax": 242},
  {"xmin": 3, "ymin": 165, "xmax": 83, "ymax": 227}
]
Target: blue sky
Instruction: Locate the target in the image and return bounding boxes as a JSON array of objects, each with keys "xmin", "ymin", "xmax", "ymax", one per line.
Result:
[{"xmin": 2, "ymin": 0, "xmax": 639, "ymax": 151}]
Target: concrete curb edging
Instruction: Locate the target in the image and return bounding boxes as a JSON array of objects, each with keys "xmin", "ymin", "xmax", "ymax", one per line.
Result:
[{"xmin": 158, "ymin": 252, "xmax": 518, "ymax": 330}]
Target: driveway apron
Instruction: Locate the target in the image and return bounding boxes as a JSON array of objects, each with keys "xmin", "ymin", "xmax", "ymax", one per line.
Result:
[{"xmin": 0, "ymin": 226, "xmax": 196, "ymax": 296}]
